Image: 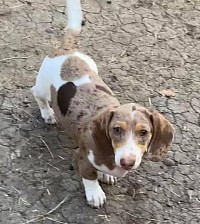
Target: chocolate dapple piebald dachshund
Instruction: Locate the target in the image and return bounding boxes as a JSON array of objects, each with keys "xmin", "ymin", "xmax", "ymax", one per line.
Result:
[{"xmin": 32, "ymin": 0, "xmax": 174, "ymax": 208}]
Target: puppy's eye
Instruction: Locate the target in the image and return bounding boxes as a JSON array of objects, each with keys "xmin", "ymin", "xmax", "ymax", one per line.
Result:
[
  {"xmin": 140, "ymin": 129, "xmax": 148, "ymax": 136},
  {"xmin": 113, "ymin": 126, "xmax": 121, "ymax": 135}
]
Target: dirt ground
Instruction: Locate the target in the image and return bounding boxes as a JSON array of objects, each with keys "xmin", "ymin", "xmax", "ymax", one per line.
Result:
[{"xmin": 0, "ymin": 0, "xmax": 200, "ymax": 223}]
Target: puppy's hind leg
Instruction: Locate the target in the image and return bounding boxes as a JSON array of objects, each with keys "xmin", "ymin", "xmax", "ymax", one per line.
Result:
[{"xmin": 31, "ymin": 86, "xmax": 56, "ymax": 124}]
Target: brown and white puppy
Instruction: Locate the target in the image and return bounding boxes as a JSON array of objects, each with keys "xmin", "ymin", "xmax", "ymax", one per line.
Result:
[{"xmin": 32, "ymin": 0, "xmax": 174, "ymax": 208}]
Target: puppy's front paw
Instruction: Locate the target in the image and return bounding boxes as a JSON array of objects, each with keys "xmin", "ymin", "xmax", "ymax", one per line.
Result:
[
  {"xmin": 41, "ymin": 108, "xmax": 57, "ymax": 124},
  {"xmin": 98, "ymin": 171, "xmax": 117, "ymax": 185},
  {"xmin": 82, "ymin": 178, "xmax": 106, "ymax": 208}
]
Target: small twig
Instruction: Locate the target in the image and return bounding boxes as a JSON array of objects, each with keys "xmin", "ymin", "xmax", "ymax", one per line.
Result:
[
  {"xmin": 40, "ymin": 138, "xmax": 54, "ymax": 159},
  {"xmin": 45, "ymin": 195, "xmax": 69, "ymax": 215},
  {"xmin": 24, "ymin": 195, "xmax": 69, "ymax": 224},
  {"xmin": 125, "ymin": 211, "xmax": 136, "ymax": 218},
  {"xmin": 12, "ymin": 114, "xmax": 22, "ymax": 122},
  {"xmin": 0, "ymin": 55, "xmax": 33, "ymax": 62},
  {"xmin": 166, "ymin": 187, "xmax": 181, "ymax": 198},
  {"xmin": 19, "ymin": 198, "xmax": 30, "ymax": 206},
  {"xmin": 58, "ymin": 155, "xmax": 65, "ymax": 160},
  {"xmin": 46, "ymin": 162, "xmax": 59, "ymax": 171},
  {"xmin": 46, "ymin": 188, "xmax": 51, "ymax": 196},
  {"xmin": 9, "ymin": 4, "xmax": 24, "ymax": 9},
  {"xmin": 120, "ymin": 50, "xmax": 126, "ymax": 57},
  {"xmin": 147, "ymin": 175, "xmax": 181, "ymax": 197},
  {"xmin": 98, "ymin": 214, "xmax": 109, "ymax": 221},
  {"xmin": 148, "ymin": 97, "xmax": 152, "ymax": 107},
  {"xmin": 31, "ymin": 134, "xmax": 42, "ymax": 138},
  {"xmin": 46, "ymin": 217, "xmax": 67, "ymax": 223},
  {"xmin": 170, "ymin": 177, "xmax": 188, "ymax": 189},
  {"xmin": 24, "ymin": 217, "xmax": 44, "ymax": 224},
  {"xmin": 12, "ymin": 186, "xmax": 21, "ymax": 194},
  {"xmin": 0, "ymin": 186, "xmax": 7, "ymax": 191},
  {"xmin": 13, "ymin": 105, "xmax": 41, "ymax": 124}
]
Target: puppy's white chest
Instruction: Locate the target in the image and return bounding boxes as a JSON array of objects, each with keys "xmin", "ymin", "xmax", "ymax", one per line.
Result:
[
  {"xmin": 87, "ymin": 150, "xmax": 127, "ymax": 178},
  {"xmin": 99, "ymin": 165, "xmax": 127, "ymax": 178}
]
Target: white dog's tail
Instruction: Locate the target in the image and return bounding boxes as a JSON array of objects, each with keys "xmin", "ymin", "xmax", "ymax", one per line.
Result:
[
  {"xmin": 66, "ymin": 0, "xmax": 82, "ymax": 33},
  {"xmin": 61, "ymin": 0, "xmax": 82, "ymax": 49}
]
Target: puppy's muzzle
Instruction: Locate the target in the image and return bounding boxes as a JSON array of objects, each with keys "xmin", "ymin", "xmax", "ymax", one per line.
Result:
[{"xmin": 120, "ymin": 154, "xmax": 136, "ymax": 170}]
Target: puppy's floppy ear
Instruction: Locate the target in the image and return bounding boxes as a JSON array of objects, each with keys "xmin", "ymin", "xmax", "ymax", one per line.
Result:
[
  {"xmin": 147, "ymin": 109, "xmax": 175, "ymax": 162},
  {"xmin": 90, "ymin": 109, "xmax": 115, "ymax": 168},
  {"xmin": 93, "ymin": 108, "xmax": 115, "ymax": 139},
  {"xmin": 102, "ymin": 110, "xmax": 115, "ymax": 137}
]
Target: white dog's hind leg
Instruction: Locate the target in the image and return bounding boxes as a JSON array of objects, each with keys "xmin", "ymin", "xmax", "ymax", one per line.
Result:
[{"xmin": 31, "ymin": 86, "xmax": 57, "ymax": 124}]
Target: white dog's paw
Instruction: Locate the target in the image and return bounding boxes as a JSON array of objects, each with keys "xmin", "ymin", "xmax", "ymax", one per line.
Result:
[
  {"xmin": 82, "ymin": 178, "xmax": 106, "ymax": 208},
  {"xmin": 98, "ymin": 171, "xmax": 117, "ymax": 185},
  {"xmin": 41, "ymin": 108, "xmax": 57, "ymax": 124}
]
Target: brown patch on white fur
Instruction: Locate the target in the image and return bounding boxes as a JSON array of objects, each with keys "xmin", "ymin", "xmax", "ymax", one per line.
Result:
[
  {"xmin": 60, "ymin": 56, "xmax": 91, "ymax": 81},
  {"xmin": 60, "ymin": 56, "xmax": 115, "ymax": 97}
]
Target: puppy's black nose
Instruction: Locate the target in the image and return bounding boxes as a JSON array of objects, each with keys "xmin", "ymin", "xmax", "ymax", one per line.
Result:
[{"xmin": 120, "ymin": 156, "xmax": 136, "ymax": 170}]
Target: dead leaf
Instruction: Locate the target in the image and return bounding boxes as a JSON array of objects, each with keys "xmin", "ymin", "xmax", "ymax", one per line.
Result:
[{"xmin": 158, "ymin": 89, "xmax": 176, "ymax": 97}]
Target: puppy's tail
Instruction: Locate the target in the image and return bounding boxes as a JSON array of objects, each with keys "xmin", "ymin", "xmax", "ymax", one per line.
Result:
[
  {"xmin": 66, "ymin": 0, "xmax": 82, "ymax": 33},
  {"xmin": 61, "ymin": 0, "xmax": 82, "ymax": 49}
]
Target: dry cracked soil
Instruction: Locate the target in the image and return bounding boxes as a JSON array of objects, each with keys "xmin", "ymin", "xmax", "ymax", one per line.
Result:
[{"xmin": 0, "ymin": 0, "xmax": 200, "ymax": 223}]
